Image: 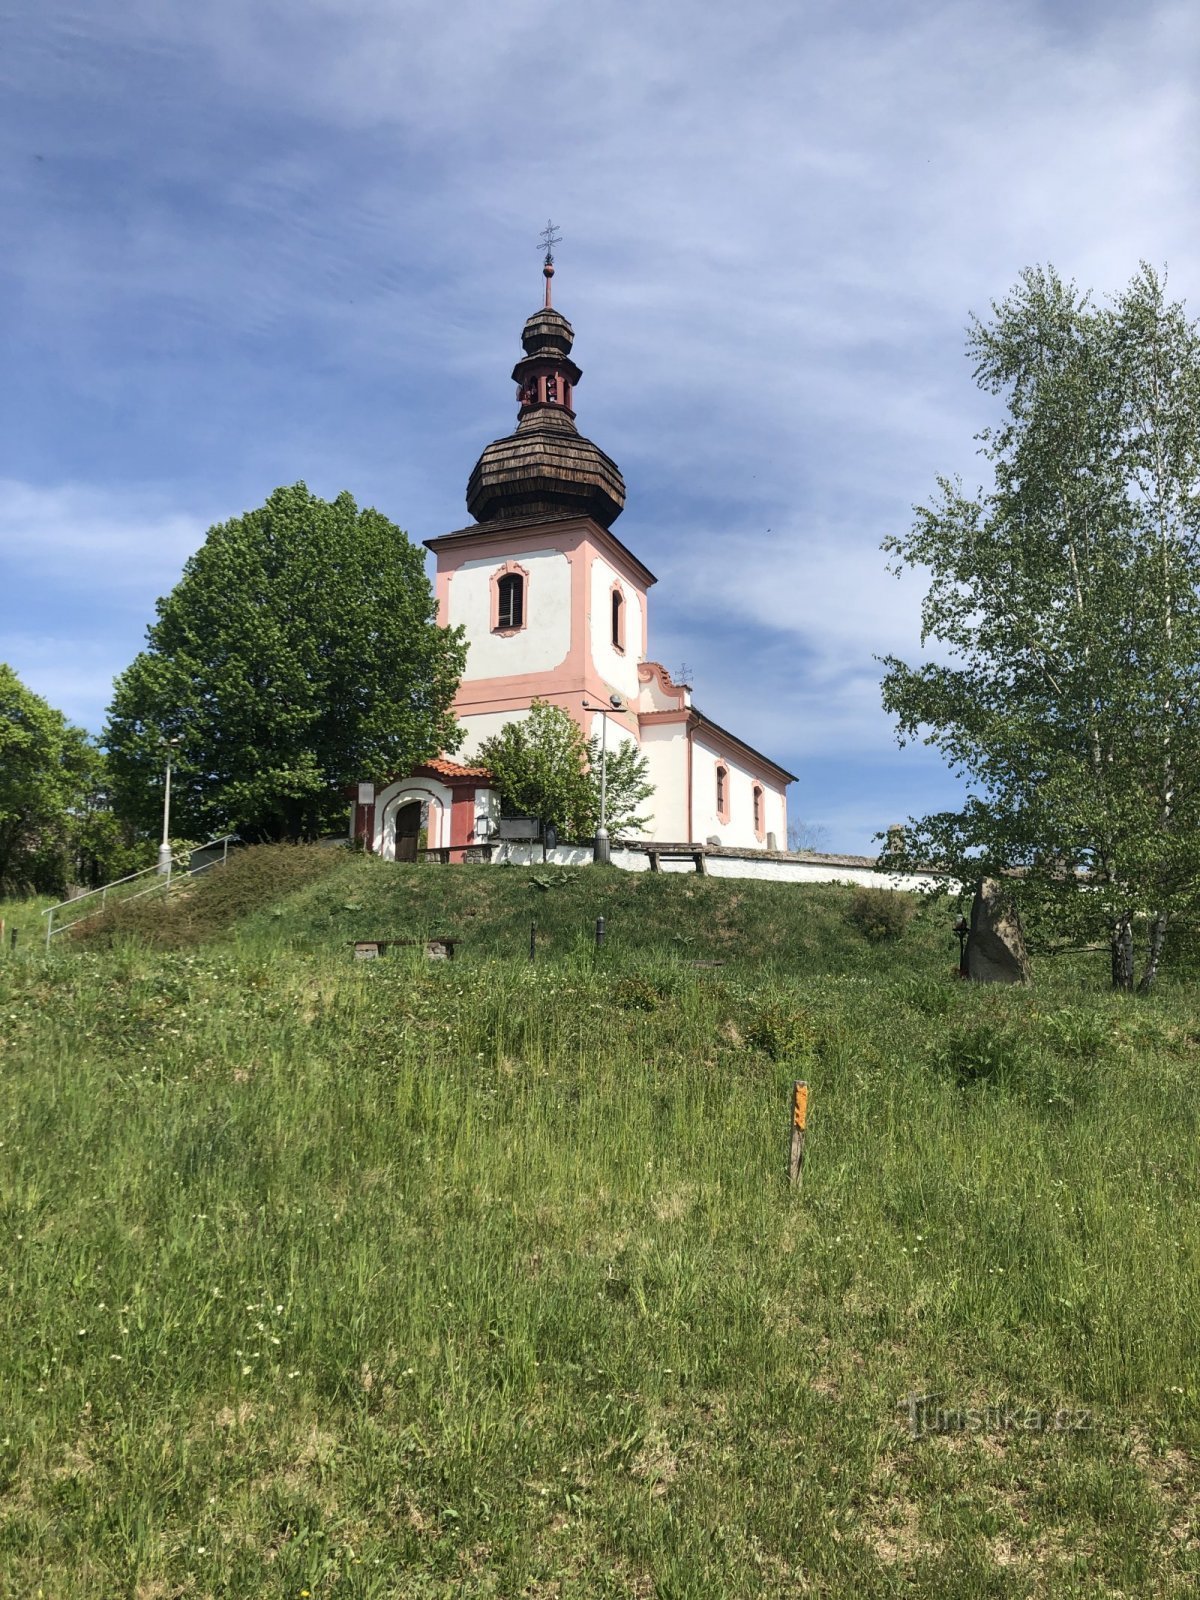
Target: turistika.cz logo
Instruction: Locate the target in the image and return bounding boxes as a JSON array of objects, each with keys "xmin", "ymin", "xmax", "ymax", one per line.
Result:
[{"xmin": 899, "ymin": 1392, "xmax": 1094, "ymax": 1439}]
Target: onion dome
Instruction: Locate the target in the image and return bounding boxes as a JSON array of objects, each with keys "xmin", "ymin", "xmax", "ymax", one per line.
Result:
[{"xmin": 466, "ymin": 258, "xmax": 625, "ymax": 528}]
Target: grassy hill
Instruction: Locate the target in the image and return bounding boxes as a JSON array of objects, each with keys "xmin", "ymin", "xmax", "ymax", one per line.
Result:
[{"xmin": 2, "ymin": 848, "xmax": 1198, "ymax": 1597}]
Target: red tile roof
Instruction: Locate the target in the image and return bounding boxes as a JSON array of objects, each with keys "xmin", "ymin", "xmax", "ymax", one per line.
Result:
[{"xmin": 415, "ymin": 757, "xmax": 493, "ymax": 782}]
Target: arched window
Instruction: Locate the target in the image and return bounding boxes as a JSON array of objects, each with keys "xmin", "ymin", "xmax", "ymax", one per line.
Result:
[
  {"xmin": 753, "ymin": 784, "xmax": 764, "ymax": 840},
  {"xmin": 715, "ymin": 763, "xmax": 729, "ymax": 823},
  {"xmin": 611, "ymin": 587, "xmax": 625, "ymax": 651},
  {"xmin": 497, "ymin": 572, "xmax": 524, "ymax": 630}
]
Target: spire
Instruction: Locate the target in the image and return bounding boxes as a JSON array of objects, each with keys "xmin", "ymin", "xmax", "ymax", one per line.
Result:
[
  {"xmin": 464, "ymin": 235, "xmax": 625, "ymax": 529},
  {"xmin": 538, "ymin": 219, "xmax": 561, "ymax": 309}
]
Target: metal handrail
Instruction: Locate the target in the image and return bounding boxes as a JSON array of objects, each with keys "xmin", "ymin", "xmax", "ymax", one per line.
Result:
[{"xmin": 42, "ymin": 834, "xmax": 239, "ymax": 947}]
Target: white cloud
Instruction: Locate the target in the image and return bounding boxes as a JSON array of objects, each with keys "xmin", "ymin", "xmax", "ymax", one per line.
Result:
[
  {"xmin": 0, "ymin": 479, "xmax": 207, "ymax": 593},
  {"xmin": 2, "ymin": 0, "xmax": 1197, "ymax": 845},
  {"xmin": 0, "ymin": 631, "xmax": 123, "ymax": 734}
]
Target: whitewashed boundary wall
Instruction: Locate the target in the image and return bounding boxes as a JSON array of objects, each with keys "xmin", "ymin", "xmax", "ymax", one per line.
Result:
[{"xmin": 476, "ymin": 840, "xmax": 944, "ymax": 893}]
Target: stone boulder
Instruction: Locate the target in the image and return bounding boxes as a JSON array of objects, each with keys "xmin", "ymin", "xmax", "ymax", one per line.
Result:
[{"xmin": 967, "ymin": 878, "xmax": 1032, "ymax": 984}]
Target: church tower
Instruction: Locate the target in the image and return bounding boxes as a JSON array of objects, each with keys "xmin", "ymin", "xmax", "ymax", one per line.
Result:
[
  {"xmin": 363, "ymin": 235, "xmax": 798, "ymax": 859},
  {"xmin": 425, "ymin": 244, "xmax": 654, "ymax": 758}
]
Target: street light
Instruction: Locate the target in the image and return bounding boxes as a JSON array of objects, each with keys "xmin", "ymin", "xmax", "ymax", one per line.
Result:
[
  {"xmin": 582, "ymin": 693, "xmax": 625, "ymax": 865},
  {"xmin": 157, "ymin": 738, "xmax": 180, "ymax": 878}
]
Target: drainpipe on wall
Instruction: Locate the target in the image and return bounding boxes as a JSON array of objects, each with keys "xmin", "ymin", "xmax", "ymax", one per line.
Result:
[{"xmin": 686, "ymin": 720, "xmax": 695, "ymax": 845}]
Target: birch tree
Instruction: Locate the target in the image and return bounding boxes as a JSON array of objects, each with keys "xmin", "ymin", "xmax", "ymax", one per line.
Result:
[{"xmin": 879, "ymin": 265, "xmax": 1200, "ymax": 992}]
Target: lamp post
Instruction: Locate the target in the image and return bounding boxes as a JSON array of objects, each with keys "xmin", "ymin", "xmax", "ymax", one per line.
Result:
[
  {"xmin": 582, "ymin": 694, "xmax": 625, "ymax": 865},
  {"xmin": 157, "ymin": 738, "xmax": 180, "ymax": 878}
]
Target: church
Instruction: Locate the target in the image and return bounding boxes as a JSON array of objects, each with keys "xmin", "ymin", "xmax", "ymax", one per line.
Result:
[{"xmin": 357, "ymin": 248, "xmax": 794, "ymax": 862}]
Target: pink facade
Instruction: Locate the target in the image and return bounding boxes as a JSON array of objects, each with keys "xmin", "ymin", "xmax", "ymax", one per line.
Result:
[{"xmin": 426, "ymin": 515, "xmax": 650, "ymax": 748}]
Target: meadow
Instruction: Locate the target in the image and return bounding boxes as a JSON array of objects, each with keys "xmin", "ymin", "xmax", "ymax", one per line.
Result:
[{"xmin": 1, "ymin": 848, "xmax": 1198, "ymax": 1597}]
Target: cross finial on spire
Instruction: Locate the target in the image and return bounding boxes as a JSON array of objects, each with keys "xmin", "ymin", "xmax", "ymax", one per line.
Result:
[
  {"xmin": 538, "ymin": 219, "xmax": 562, "ymax": 265},
  {"xmin": 537, "ymin": 220, "xmax": 561, "ymax": 308}
]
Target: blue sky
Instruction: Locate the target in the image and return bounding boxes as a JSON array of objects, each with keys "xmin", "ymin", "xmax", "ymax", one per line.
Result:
[{"xmin": 3, "ymin": 0, "xmax": 1198, "ymax": 852}]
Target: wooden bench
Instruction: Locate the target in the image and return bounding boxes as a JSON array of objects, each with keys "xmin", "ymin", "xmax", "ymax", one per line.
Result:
[{"xmin": 647, "ymin": 847, "xmax": 708, "ymax": 875}]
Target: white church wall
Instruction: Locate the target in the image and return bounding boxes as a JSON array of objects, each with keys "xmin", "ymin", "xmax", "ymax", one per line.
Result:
[
  {"xmin": 588, "ymin": 554, "xmax": 643, "ymax": 704},
  {"xmin": 637, "ymin": 721, "xmax": 690, "ymax": 840},
  {"xmin": 447, "ymin": 547, "xmax": 572, "ymax": 679},
  {"xmin": 455, "ymin": 707, "xmax": 534, "ymax": 761},
  {"xmin": 586, "ymin": 711, "xmax": 640, "ymax": 755},
  {"xmin": 763, "ymin": 784, "xmax": 788, "ymax": 848},
  {"xmin": 691, "ymin": 735, "xmax": 774, "ymax": 850}
]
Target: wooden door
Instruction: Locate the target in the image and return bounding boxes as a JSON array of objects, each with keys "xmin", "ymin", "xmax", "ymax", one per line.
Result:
[{"xmin": 394, "ymin": 801, "xmax": 421, "ymax": 862}]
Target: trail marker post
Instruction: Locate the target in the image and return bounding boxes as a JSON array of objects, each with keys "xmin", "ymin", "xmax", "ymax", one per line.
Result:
[
  {"xmin": 787, "ymin": 1080, "xmax": 808, "ymax": 1185},
  {"xmin": 530, "ymin": 920, "xmax": 537, "ymax": 961}
]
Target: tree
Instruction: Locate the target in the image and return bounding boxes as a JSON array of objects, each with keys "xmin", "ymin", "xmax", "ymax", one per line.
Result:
[
  {"xmin": 787, "ymin": 819, "xmax": 829, "ymax": 853},
  {"xmin": 0, "ymin": 664, "xmax": 115, "ymax": 895},
  {"xmin": 477, "ymin": 699, "xmax": 654, "ymax": 840},
  {"xmin": 105, "ymin": 485, "xmax": 466, "ymax": 843},
  {"xmin": 879, "ymin": 265, "xmax": 1200, "ymax": 992},
  {"xmin": 586, "ymin": 728, "xmax": 654, "ymax": 838}
]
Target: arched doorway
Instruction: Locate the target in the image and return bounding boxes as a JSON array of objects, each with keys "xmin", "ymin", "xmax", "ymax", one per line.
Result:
[{"xmin": 394, "ymin": 800, "xmax": 422, "ymax": 862}]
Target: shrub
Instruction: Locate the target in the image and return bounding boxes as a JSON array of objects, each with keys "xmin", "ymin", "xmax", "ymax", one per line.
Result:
[
  {"xmin": 612, "ymin": 975, "xmax": 663, "ymax": 1012},
  {"xmin": 744, "ymin": 1002, "xmax": 815, "ymax": 1061},
  {"xmin": 846, "ymin": 887, "xmax": 914, "ymax": 943}
]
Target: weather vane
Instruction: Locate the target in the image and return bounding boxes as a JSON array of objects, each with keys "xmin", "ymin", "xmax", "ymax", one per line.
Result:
[{"xmin": 538, "ymin": 219, "xmax": 562, "ymax": 265}]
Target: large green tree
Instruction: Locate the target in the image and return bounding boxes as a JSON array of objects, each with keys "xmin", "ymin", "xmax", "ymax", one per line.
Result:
[
  {"xmin": 105, "ymin": 485, "xmax": 466, "ymax": 843},
  {"xmin": 0, "ymin": 664, "xmax": 116, "ymax": 895},
  {"xmin": 477, "ymin": 699, "xmax": 654, "ymax": 840},
  {"xmin": 880, "ymin": 265, "xmax": 1200, "ymax": 992}
]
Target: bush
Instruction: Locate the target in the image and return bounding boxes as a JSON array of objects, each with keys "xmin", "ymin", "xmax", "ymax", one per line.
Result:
[
  {"xmin": 612, "ymin": 975, "xmax": 664, "ymax": 1012},
  {"xmin": 744, "ymin": 1002, "xmax": 815, "ymax": 1061},
  {"xmin": 846, "ymin": 887, "xmax": 914, "ymax": 943}
]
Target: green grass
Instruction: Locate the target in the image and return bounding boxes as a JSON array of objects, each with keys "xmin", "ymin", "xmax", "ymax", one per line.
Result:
[
  {"xmin": 0, "ymin": 893, "xmax": 54, "ymax": 953},
  {"xmin": 2, "ymin": 849, "xmax": 1198, "ymax": 1596}
]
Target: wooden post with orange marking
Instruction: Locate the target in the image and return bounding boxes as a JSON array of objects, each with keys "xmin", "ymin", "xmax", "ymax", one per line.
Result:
[{"xmin": 787, "ymin": 1080, "xmax": 808, "ymax": 1185}]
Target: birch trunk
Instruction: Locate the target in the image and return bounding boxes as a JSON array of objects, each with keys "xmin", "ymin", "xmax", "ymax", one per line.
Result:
[
  {"xmin": 1137, "ymin": 912, "xmax": 1169, "ymax": 994},
  {"xmin": 1111, "ymin": 912, "xmax": 1134, "ymax": 992}
]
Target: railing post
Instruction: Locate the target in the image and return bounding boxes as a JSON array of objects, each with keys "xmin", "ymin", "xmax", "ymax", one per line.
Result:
[{"xmin": 45, "ymin": 909, "xmax": 53, "ymax": 950}]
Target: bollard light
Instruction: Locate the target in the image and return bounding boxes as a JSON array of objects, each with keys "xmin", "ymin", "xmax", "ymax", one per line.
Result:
[{"xmin": 954, "ymin": 914, "xmax": 969, "ymax": 977}]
